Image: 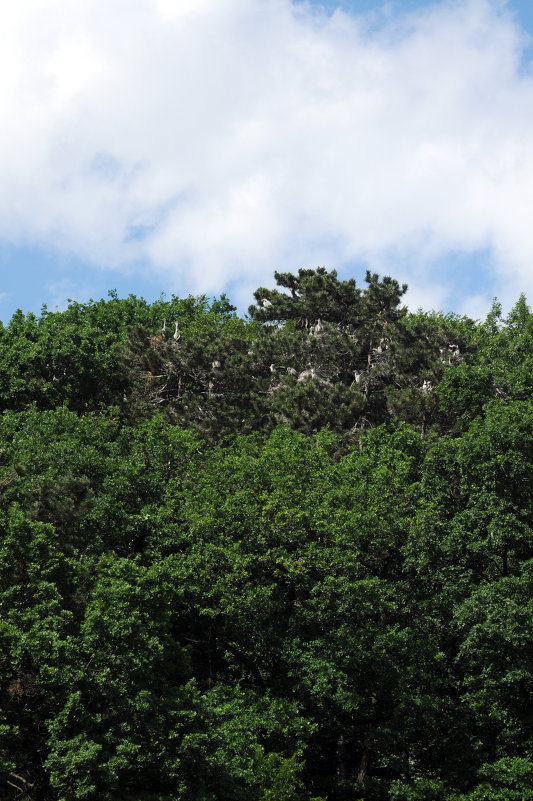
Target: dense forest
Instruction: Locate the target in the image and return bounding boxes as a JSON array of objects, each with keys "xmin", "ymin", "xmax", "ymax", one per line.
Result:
[{"xmin": 2, "ymin": 267, "xmax": 533, "ymax": 800}]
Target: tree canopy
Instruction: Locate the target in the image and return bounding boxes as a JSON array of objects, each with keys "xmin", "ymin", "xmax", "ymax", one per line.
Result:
[{"xmin": 1, "ymin": 269, "xmax": 533, "ymax": 800}]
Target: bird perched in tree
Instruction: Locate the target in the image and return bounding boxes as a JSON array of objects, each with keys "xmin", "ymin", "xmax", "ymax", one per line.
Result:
[
  {"xmin": 150, "ymin": 323, "xmax": 166, "ymax": 347},
  {"xmin": 262, "ymin": 298, "xmax": 273, "ymax": 308},
  {"xmin": 173, "ymin": 320, "xmax": 181, "ymax": 344},
  {"xmin": 270, "ymin": 364, "xmax": 278, "ymax": 376},
  {"xmin": 298, "ymin": 367, "xmax": 317, "ymax": 381},
  {"xmin": 297, "ymin": 367, "xmax": 332, "ymax": 386},
  {"xmin": 212, "ymin": 360, "xmax": 223, "ymax": 373},
  {"xmin": 448, "ymin": 344, "xmax": 461, "ymax": 358},
  {"xmin": 286, "ymin": 367, "xmax": 297, "ymax": 376}
]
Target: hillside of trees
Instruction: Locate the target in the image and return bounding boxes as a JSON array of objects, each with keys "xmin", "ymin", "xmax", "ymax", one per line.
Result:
[{"xmin": 2, "ymin": 267, "xmax": 533, "ymax": 800}]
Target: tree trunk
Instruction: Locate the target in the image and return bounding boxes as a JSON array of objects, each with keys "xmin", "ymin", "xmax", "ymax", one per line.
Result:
[
  {"xmin": 356, "ymin": 738, "xmax": 371, "ymax": 783},
  {"xmin": 336, "ymin": 733, "xmax": 348, "ymax": 782}
]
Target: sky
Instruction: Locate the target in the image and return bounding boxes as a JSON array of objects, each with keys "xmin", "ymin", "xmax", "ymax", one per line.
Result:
[{"xmin": 1, "ymin": 0, "xmax": 533, "ymax": 322}]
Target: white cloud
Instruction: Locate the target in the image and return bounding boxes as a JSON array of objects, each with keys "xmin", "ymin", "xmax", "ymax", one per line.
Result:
[{"xmin": 1, "ymin": 0, "xmax": 533, "ymax": 313}]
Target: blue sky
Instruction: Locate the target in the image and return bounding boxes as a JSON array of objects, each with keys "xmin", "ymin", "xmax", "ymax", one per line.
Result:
[{"xmin": 2, "ymin": 0, "xmax": 533, "ymax": 322}]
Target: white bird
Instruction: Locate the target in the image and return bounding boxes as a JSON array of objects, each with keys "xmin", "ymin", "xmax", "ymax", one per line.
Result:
[
  {"xmin": 270, "ymin": 364, "xmax": 278, "ymax": 376},
  {"xmin": 262, "ymin": 298, "xmax": 273, "ymax": 308},
  {"xmin": 448, "ymin": 344, "xmax": 461, "ymax": 358},
  {"xmin": 298, "ymin": 367, "xmax": 317, "ymax": 381},
  {"xmin": 212, "ymin": 360, "xmax": 222, "ymax": 372},
  {"xmin": 298, "ymin": 367, "xmax": 332, "ymax": 387},
  {"xmin": 286, "ymin": 367, "xmax": 298, "ymax": 377},
  {"xmin": 173, "ymin": 320, "xmax": 181, "ymax": 344},
  {"xmin": 420, "ymin": 380, "xmax": 433, "ymax": 394},
  {"xmin": 353, "ymin": 371, "xmax": 362, "ymax": 384}
]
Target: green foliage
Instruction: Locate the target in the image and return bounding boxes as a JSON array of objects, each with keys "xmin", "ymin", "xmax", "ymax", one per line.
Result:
[{"xmin": 3, "ymin": 271, "xmax": 533, "ymax": 800}]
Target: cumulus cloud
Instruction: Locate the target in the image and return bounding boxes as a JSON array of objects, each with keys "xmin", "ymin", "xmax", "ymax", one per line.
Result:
[{"xmin": 1, "ymin": 0, "xmax": 533, "ymax": 312}]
